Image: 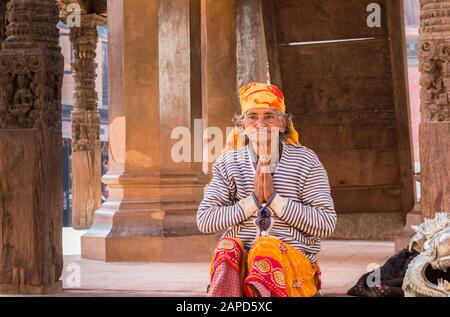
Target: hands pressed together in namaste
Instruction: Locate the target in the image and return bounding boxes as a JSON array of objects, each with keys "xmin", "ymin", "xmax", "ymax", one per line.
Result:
[{"xmin": 253, "ymin": 159, "xmax": 274, "ymax": 206}]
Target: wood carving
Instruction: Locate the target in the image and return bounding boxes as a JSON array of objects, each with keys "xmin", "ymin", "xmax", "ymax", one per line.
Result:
[
  {"xmin": 0, "ymin": 0, "xmax": 63, "ymax": 130},
  {"xmin": 419, "ymin": 0, "xmax": 450, "ymax": 122},
  {"xmin": 69, "ymin": 25, "xmax": 100, "ymax": 152}
]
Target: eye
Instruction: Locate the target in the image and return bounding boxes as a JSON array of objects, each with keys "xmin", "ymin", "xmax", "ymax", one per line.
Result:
[
  {"xmin": 247, "ymin": 114, "xmax": 257, "ymax": 120},
  {"xmin": 264, "ymin": 114, "xmax": 276, "ymax": 120}
]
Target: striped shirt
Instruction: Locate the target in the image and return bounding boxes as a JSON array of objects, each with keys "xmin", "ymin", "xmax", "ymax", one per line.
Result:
[{"xmin": 196, "ymin": 141, "xmax": 337, "ymax": 262}]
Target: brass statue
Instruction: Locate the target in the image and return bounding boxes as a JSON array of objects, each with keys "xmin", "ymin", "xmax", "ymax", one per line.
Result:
[{"xmin": 403, "ymin": 212, "xmax": 450, "ymax": 297}]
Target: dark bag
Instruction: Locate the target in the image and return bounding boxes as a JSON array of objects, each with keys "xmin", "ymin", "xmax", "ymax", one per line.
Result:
[{"xmin": 347, "ymin": 249, "xmax": 419, "ymax": 297}]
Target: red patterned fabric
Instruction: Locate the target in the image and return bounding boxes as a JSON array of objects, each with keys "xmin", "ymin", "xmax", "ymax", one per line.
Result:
[
  {"xmin": 208, "ymin": 237, "xmax": 245, "ymax": 297},
  {"xmin": 245, "ymin": 280, "xmax": 272, "ymax": 297},
  {"xmin": 208, "ymin": 261, "xmax": 242, "ymax": 297},
  {"xmin": 210, "ymin": 238, "xmax": 244, "ymax": 279},
  {"xmin": 244, "ymin": 256, "xmax": 288, "ymax": 297}
]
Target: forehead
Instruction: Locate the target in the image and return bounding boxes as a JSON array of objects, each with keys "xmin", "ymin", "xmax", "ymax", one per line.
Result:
[{"xmin": 246, "ymin": 108, "xmax": 278, "ymax": 115}]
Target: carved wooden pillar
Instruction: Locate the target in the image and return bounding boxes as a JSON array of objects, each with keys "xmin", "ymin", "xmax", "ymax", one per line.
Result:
[
  {"xmin": 0, "ymin": 0, "xmax": 63, "ymax": 294},
  {"xmin": 0, "ymin": 0, "xmax": 6, "ymax": 43},
  {"xmin": 69, "ymin": 18, "xmax": 101, "ymax": 229},
  {"xmin": 418, "ymin": 0, "xmax": 450, "ymax": 218}
]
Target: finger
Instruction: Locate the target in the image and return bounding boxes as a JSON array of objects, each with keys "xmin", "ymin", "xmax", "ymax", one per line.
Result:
[
  {"xmin": 258, "ymin": 163, "xmax": 265, "ymax": 179},
  {"xmin": 264, "ymin": 172, "xmax": 269, "ymax": 192},
  {"xmin": 255, "ymin": 170, "xmax": 261, "ymax": 185},
  {"xmin": 261, "ymin": 174, "xmax": 266, "ymax": 196},
  {"xmin": 255, "ymin": 161, "xmax": 261, "ymax": 176},
  {"xmin": 264, "ymin": 170, "xmax": 271, "ymax": 181}
]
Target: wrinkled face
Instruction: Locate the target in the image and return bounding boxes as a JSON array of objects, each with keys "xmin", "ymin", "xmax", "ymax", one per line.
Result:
[{"xmin": 241, "ymin": 108, "xmax": 287, "ymax": 145}]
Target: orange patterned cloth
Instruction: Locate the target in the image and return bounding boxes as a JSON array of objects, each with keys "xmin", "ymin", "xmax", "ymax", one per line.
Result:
[
  {"xmin": 240, "ymin": 82, "xmax": 287, "ymax": 114},
  {"xmin": 223, "ymin": 82, "xmax": 300, "ymax": 153},
  {"xmin": 208, "ymin": 236, "xmax": 321, "ymax": 297},
  {"xmin": 245, "ymin": 236, "xmax": 321, "ymax": 297}
]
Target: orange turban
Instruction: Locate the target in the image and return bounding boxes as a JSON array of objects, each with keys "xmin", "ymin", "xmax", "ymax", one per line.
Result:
[{"xmin": 223, "ymin": 82, "xmax": 300, "ymax": 153}]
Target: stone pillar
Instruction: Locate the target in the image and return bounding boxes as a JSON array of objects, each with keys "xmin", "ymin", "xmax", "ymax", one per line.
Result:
[
  {"xmin": 418, "ymin": 0, "xmax": 450, "ymax": 218},
  {"xmin": 81, "ymin": 0, "xmax": 215, "ymax": 262},
  {"xmin": 236, "ymin": 0, "xmax": 269, "ymax": 88},
  {"xmin": 158, "ymin": 0, "xmax": 208, "ymax": 240},
  {"xmin": 201, "ymin": 0, "xmax": 239, "ymax": 173},
  {"xmin": 0, "ymin": 0, "xmax": 63, "ymax": 294},
  {"xmin": 69, "ymin": 18, "xmax": 102, "ymax": 229}
]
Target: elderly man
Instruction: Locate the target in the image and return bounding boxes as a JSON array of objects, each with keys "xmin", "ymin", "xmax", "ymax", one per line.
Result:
[{"xmin": 197, "ymin": 82, "xmax": 336, "ymax": 297}]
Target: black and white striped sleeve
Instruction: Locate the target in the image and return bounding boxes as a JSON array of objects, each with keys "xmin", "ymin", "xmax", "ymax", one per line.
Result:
[
  {"xmin": 196, "ymin": 159, "xmax": 259, "ymax": 234},
  {"xmin": 269, "ymin": 158, "xmax": 337, "ymax": 238}
]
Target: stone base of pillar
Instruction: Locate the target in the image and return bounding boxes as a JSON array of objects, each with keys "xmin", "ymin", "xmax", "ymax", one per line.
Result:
[
  {"xmin": 81, "ymin": 234, "xmax": 218, "ymax": 262},
  {"xmin": 331, "ymin": 211, "xmax": 405, "ymax": 240},
  {"xmin": 0, "ymin": 280, "xmax": 62, "ymax": 295},
  {"xmin": 394, "ymin": 202, "xmax": 422, "ymax": 253},
  {"xmin": 80, "ymin": 172, "xmax": 218, "ymax": 261}
]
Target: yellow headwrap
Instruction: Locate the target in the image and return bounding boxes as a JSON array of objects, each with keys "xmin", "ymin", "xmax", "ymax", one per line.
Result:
[{"xmin": 223, "ymin": 82, "xmax": 300, "ymax": 153}]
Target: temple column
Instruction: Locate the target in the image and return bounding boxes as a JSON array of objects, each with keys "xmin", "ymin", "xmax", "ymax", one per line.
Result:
[
  {"xmin": 158, "ymin": 0, "xmax": 211, "ymax": 239},
  {"xmin": 201, "ymin": 0, "xmax": 239, "ymax": 173},
  {"xmin": 0, "ymin": 0, "xmax": 63, "ymax": 294},
  {"xmin": 394, "ymin": 0, "xmax": 450, "ymax": 252},
  {"xmin": 69, "ymin": 17, "xmax": 102, "ymax": 229},
  {"xmin": 418, "ymin": 0, "xmax": 450, "ymax": 218},
  {"xmin": 81, "ymin": 0, "xmax": 215, "ymax": 262},
  {"xmin": 236, "ymin": 0, "xmax": 269, "ymax": 87}
]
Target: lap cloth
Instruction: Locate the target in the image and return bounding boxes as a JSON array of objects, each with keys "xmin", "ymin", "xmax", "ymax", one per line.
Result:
[{"xmin": 208, "ymin": 236, "xmax": 321, "ymax": 297}]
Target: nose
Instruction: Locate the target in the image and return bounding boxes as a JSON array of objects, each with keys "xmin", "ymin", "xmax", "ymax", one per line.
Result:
[{"xmin": 256, "ymin": 117, "xmax": 268, "ymax": 128}]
